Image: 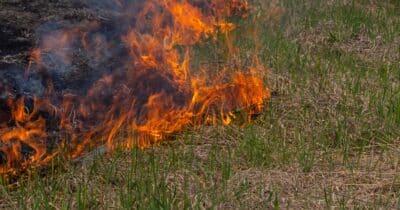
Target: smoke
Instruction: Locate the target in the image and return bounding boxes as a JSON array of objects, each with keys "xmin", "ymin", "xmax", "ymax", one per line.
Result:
[
  {"xmin": 0, "ymin": 64, "xmax": 45, "ymax": 99},
  {"xmin": 0, "ymin": 0, "xmax": 269, "ymax": 174}
]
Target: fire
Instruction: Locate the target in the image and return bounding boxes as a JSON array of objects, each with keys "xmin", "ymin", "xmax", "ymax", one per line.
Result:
[{"xmin": 0, "ymin": 0, "xmax": 270, "ymax": 175}]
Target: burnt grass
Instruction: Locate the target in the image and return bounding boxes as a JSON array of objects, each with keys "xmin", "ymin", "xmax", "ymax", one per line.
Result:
[
  {"xmin": 0, "ymin": 1, "xmax": 90, "ymax": 63},
  {"xmin": 0, "ymin": 0, "xmax": 121, "ymax": 89},
  {"xmin": 0, "ymin": 1, "xmax": 99, "ymax": 101},
  {"xmin": 0, "ymin": 0, "xmax": 217, "ymax": 172},
  {"xmin": 1, "ymin": 0, "xmax": 400, "ymax": 209},
  {"xmin": 0, "ymin": 0, "xmax": 115, "ymax": 170}
]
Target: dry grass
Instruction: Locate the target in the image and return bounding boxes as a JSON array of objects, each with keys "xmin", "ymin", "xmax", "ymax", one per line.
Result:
[{"xmin": 1, "ymin": 0, "xmax": 400, "ymax": 209}]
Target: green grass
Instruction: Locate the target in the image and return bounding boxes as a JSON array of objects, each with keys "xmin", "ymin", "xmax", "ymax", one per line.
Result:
[{"xmin": 1, "ymin": 0, "xmax": 400, "ymax": 209}]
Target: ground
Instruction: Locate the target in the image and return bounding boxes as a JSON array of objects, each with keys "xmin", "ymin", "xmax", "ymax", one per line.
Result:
[{"xmin": 1, "ymin": 0, "xmax": 400, "ymax": 209}]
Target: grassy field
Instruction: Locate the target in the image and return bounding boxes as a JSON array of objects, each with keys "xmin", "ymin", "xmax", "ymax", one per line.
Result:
[{"xmin": 1, "ymin": 0, "xmax": 400, "ymax": 209}]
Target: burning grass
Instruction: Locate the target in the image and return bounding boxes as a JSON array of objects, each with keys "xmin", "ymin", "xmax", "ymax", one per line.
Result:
[
  {"xmin": 0, "ymin": 0, "xmax": 270, "ymax": 175},
  {"xmin": 1, "ymin": 0, "xmax": 400, "ymax": 208}
]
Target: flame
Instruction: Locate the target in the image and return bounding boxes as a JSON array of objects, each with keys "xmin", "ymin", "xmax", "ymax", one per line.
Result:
[{"xmin": 0, "ymin": 0, "xmax": 270, "ymax": 175}]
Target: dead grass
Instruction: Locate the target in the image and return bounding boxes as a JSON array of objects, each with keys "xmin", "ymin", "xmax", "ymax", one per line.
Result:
[{"xmin": 1, "ymin": 0, "xmax": 400, "ymax": 209}]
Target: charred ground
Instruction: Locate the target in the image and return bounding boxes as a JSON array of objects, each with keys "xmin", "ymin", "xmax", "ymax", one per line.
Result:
[
  {"xmin": 0, "ymin": 1, "xmax": 118, "ymax": 169},
  {"xmin": 0, "ymin": 1, "xmax": 91, "ymax": 63},
  {"xmin": 1, "ymin": 0, "xmax": 400, "ymax": 209}
]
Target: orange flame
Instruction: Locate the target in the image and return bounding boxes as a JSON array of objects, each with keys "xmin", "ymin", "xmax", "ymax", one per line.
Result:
[{"xmin": 0, "ymin": 0, "xmax": 270, "ymax": 175}]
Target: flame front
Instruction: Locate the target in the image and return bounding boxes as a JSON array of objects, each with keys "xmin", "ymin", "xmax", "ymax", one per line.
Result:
[{"xmin": 0, "ymin": 0, "xmax": 270, "ymax": 174}]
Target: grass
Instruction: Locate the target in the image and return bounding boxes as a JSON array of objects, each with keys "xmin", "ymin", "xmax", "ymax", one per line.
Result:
[{"xmin": 1, "ymin": 0, "xmax": 400, "ymax": 209}]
